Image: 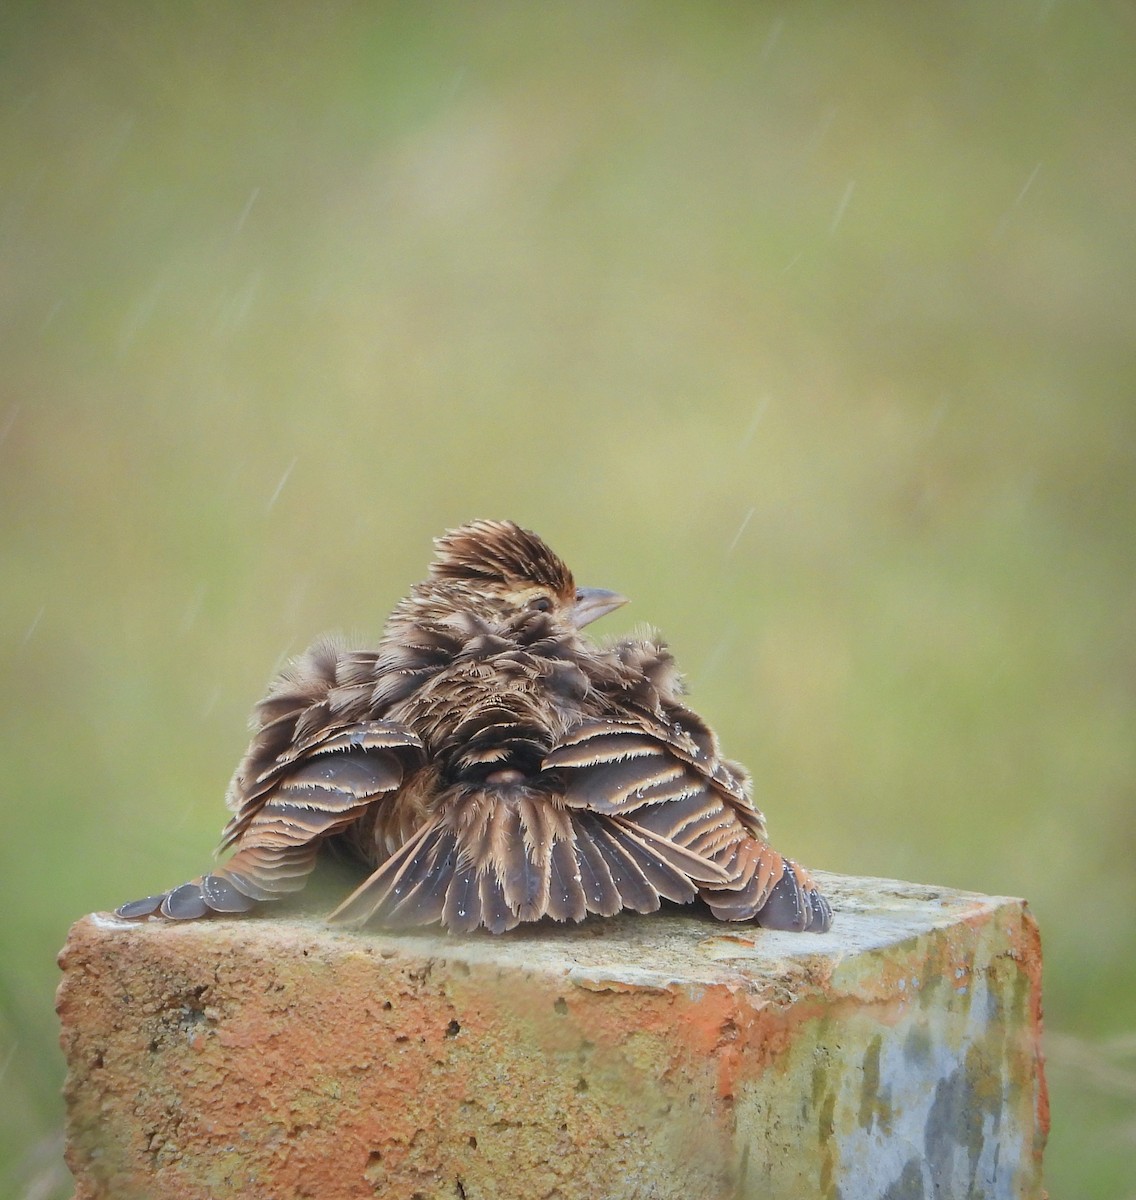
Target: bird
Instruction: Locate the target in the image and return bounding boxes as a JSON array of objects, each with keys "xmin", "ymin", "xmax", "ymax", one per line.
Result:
[{"xmin": 117, "ymin": 520, "xmax": 832, "ymax": 935}]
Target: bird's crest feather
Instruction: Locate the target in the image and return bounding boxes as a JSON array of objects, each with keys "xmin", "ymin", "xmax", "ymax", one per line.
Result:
[{"xmin": 430, "ymin": 520, "xmax": 574, "ymax": 598}]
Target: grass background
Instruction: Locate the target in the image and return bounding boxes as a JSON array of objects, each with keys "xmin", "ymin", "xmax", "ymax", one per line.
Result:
[{"xmin": 2, "ymin": 3, "xmax": 1134, "ymax": 1195}]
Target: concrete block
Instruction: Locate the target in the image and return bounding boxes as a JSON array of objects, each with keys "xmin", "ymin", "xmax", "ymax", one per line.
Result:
[{"xmin": 56, "ymin": 873, "xmax": 1047, "ymax": 1199}]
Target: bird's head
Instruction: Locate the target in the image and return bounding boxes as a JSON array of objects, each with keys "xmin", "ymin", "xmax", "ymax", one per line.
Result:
[{"xmin": 413, "ymin": 519, "xmax": 628, "ymax": 630}]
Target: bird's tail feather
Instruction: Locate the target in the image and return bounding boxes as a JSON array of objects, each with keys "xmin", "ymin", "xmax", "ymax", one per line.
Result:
[{"xmin": 326, "ymin": 792, "xmax": 733, "ymax": 935}]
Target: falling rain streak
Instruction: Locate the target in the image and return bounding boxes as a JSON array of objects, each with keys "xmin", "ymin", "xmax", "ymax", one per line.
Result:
[
  {"xmin": 726, "ymin": 506, "xmax": 756, "ymax": 556},
  {"xmin": 759, "ymin": 17, "xmax": 784, "ymax": 64},
  {"xmin": 739, "ymin": 399, "xmax": 769, "ymax": 451},
  {"xmin": 0, "ymin": 404, "xmax": 18, "ymax": 449},
  {"xmin": 213, "ymin": 274, "xmax": 261, "ymax": 337},
  {"xmin": 234, "ymin": 187, "xmax": 260, "ymax": 234},
  {"xmin": 22, "ymin": 605, "xmax": 45, "ymax": 645},
  {"xmin": 180, "ymin": 585, "xmax": 207, "ymax": 636},
  {"xmin": 0, "ymin": 1043, "xmax": 16, "ymax": 1087},
  {"xmin": 993, "ymin": 163, "xmax": 1042, "ymax": 239},
  {"xmin": 267, "ymin": 457, "xmax": 299, "ymax": 512},
  {"xmin": 830, "ymin": 180, "xmax": 855, "ymax": 235},
  {"xmin": 699, "ymin": 627, "xmax": 737, "ymax": 684}
]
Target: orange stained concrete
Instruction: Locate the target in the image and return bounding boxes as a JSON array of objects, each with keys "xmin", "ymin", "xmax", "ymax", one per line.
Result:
[{"xmin": 58, "ymin": 873, "xmax": 1047, "ymax": 1200}]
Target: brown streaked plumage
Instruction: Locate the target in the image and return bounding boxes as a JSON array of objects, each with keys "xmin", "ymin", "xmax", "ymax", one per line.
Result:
[{"xmin": 118, "ymin": 519, "xmax": 832, "ymax": 935}]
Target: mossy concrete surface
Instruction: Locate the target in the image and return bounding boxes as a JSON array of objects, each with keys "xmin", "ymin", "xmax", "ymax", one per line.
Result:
[{"xmin": 56, "ymin": 873, "xmax": 1047, "ymax": 1200}]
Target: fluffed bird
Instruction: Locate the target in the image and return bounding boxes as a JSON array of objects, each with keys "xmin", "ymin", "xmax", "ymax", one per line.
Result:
[{"xmin": 118, "ymin": 520, "xmax": 832, "ymax": 935}]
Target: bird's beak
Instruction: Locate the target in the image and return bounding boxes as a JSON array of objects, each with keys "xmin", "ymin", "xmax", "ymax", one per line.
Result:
[{"xmin": 570, "ymin": 587, "xmax": 629, "ymax": 628}]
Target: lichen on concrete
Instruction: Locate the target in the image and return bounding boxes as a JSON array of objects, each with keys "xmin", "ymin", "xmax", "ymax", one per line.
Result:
[{"xmin": 57, "ymin": 873, "xmax": 1047, "ymax": 1200}]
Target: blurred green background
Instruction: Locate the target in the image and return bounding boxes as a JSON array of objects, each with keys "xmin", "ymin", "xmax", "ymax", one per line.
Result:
[{"xmin": 2, "ymin": 3, "xmax": 1134, "ymax": 1195}]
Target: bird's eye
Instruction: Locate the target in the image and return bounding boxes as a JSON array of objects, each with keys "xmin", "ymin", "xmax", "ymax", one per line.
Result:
[{"xmin": 529, "ymin": 596, "xmax": 553, "ymax": 613}]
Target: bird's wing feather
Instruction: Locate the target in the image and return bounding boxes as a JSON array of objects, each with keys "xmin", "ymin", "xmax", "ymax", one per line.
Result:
[
  {"xmin": 544, "ymin": 716, "xmax": 753, "ymax": 821},
  {"xmin": 547, "ymin": 716, "xmax": 763, "ymax": 826},
  {"xmin": 220, "ymin": 718, "xmax": 424, "ymax": 851},
  {"xmin": 541, "ymin": 717, "xmax": 830, "ymax": 932},
  {"xmin": 116, "ymin": 718, "xmax": 425, "ymax": 922}
]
